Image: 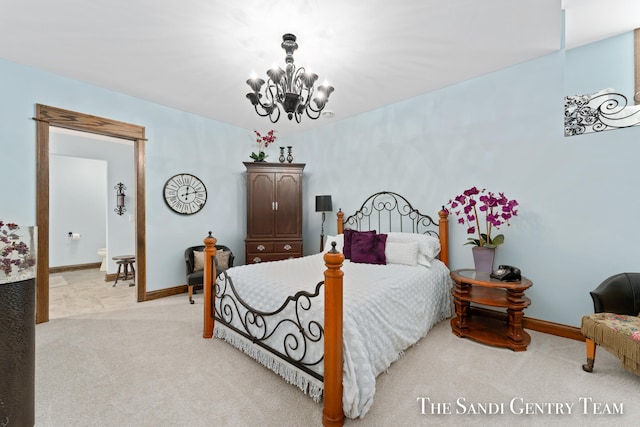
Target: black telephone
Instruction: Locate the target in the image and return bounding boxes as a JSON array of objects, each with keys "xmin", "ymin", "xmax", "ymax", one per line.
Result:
[{"xmin": 490, "ymin": 265, "xmax": 522, "ymax": 282}]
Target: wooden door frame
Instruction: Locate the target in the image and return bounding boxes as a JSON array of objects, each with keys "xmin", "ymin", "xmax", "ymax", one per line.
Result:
[{"xmin": 35, "ymin": 104, "xmax": 147, "ymax": 323}]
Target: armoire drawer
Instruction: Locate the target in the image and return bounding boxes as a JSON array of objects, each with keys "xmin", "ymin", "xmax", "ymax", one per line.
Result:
[
  {"xmin": 246, "ymin": 242, "xmax": 274, "ymax": 253},
  {"xmin": 246, "ymin": 251, "xmax": 302, "ymax": 264},
  {"xmin": 246, "ymin": 241, "xmax": 302, "ymax": 254}
]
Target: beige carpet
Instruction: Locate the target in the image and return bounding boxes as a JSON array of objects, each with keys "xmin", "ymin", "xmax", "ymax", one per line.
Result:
[{"xmin": 35, "ymin": 294, "xmax": 640, "ymax": 426}]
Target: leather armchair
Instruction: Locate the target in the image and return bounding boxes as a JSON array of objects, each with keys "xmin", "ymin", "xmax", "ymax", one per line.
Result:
[
  {"xmin": 185, "ymin": 244, "xmax": 234, "ymax": 304},
  {"xmin": 589, "ymin": 272, "xmax": 640, "ymax": 315}
]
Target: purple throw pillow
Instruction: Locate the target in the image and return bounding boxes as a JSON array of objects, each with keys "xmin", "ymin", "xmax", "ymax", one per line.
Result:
[
  {"xmin": 343, "ymin": 229, "xmax": 376, "ymax": 259},
  {"xmin": 351, "ymin": 233, "xmax": 387, "ymax": 265}
]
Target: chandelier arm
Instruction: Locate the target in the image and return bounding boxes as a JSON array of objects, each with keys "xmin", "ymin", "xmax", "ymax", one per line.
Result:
[
  {"xmin": 285, "ymin": 66, "xmax": 299, "ymax": 95},
  {"xmin": 253, "ymin": 105, "xmax": 271, "ymax": 118},
  {"xmin": 266, "ymin": 82, "xmax": 283, "ymax": 118},
  {"xmin": 252, "ymin": 82, "xmax": 282, "ymax": 121},
  {"xmin": 305, "ymin": 107, "xmax": 322, "ymax": 120},
  {"xmin": 264, "ymin": 81, "xmax": 277, "ymax": 105},
  {"xmin": 292, "ymin": 67, "xmax": 306, "ymax": 94},
  {"xmin": 301, "ymin": 86, "xmax": 314, "ymax": 109},
  {"xmin": 265, "ymin": 79, "xmax": 282, "ymax": 105},
  {"xmin": 306, "ymin": 100, "xmax": 324, "ymax": 114},
  {"xmin": 269, "ymin": 108, "xmax": 281, "ymax": 123}
]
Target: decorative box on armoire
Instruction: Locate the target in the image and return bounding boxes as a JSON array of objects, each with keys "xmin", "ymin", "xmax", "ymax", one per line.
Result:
[{"xmin": 244, "ymin": 162, "xmax": 305, "ymax": 264}]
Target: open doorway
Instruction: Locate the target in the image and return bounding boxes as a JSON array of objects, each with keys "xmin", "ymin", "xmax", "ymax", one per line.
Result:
[
  {"xmin": 48, "ymin": 128, "xmax": 136, "ymax": 318},
  {"xmin": 35, "ymin": 104, "xmax": 147, "ymax": 323}
]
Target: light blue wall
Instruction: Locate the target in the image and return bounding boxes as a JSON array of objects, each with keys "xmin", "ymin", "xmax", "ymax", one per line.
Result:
[
  {"xmin": 2, "ymin": 30, "xmax": 639, "ymax": 326},
  {"xmin": 0, "ymin": 57, "xmax": 250, "ymax": 292},
  {"xmin": 565, "ymin": 32, "xmax": 634, "ymax": 100},
  {"xmin": 290, "ymin": 34, "xmax": 640, "ymax": 327}
]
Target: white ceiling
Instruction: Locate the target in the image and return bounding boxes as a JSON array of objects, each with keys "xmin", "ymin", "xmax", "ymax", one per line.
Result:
[{"xmin": 0, "ymin": 0, "xmax": 639, "ymax": 136}]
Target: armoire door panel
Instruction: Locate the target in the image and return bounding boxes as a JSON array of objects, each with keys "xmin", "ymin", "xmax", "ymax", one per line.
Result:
[
  {"xmin": 275, "ymin": 173, "xmax": 302, "ymax": 237},
  {"xmin": 247, "ymin": 172, "xmax": 275, "ymax": 238}
]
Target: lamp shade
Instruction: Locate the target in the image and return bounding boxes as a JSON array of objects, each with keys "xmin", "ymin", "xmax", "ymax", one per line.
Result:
[{"xmin": 315, "ymin": 195, "xmax": 333, "ymax": 212}]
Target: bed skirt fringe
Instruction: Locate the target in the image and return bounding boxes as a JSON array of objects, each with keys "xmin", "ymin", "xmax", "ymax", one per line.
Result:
[{"xmin": 214, "ymin": 323, "xmax": 324, "ymax": 402}]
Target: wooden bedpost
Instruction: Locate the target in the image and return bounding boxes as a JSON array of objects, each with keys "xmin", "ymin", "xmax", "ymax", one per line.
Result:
[
  {"xmin": 203, "ymin": 232, "xmax": 217, "ymax": 339},
  {"xmin": 336, "ymin": 209, "xmax": 344, "ymax": 234},
  {"xmin": 438, "ymin": 207, "xmax": 449, "ymax": 267},
  {"xmin": 323, "ymin": 242, "xmax": 345, "ymax": 427}
]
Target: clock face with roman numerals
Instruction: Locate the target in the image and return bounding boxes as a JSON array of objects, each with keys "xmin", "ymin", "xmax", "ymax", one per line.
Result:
[{"xmin": 163, "ymin": 173, "xmax": 207, "ymax": 215}]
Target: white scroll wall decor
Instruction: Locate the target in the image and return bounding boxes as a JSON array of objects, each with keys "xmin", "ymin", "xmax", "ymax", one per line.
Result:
[{"xmin": 564, "ymin": 88, "xmax": 640, "ymax": 136}]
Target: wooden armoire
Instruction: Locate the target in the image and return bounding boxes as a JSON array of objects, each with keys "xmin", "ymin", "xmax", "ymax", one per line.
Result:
[{"xmin": 244, "ymin": 162, "xmax": 305, "ymax": 264}]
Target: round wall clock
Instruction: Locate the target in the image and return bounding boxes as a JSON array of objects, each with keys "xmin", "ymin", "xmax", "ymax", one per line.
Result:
[{"xmin": 163, "ymin": 173, "xmax": 207, "ymax": 215}]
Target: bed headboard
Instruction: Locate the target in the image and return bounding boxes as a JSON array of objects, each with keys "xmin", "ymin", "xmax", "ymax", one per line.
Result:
[{"xmin": 336, "ymin": 191, "xmax": 449, "ymax": 266}]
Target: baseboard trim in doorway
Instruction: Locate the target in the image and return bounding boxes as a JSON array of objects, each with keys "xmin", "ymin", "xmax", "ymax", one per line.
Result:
[
  {"xmin": 49, "ymin": 262, "xmax": 101, "ymax": 274},
  {"xmin": 145, "ymin": 285, "xmax": 188, "ymax": 301}
]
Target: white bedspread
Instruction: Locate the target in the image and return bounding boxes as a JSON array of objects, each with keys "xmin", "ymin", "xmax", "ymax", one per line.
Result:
[{"xmin": 213, "ymin": 252, "xmax": 453, "ymax": 419}]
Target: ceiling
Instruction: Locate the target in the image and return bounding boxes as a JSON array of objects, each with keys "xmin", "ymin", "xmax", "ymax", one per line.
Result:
[{"xmin": 1, "ymin": 0, "xmax": 639, "ymax": 136}]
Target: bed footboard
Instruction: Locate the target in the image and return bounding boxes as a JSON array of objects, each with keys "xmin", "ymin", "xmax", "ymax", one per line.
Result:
[
  {"xmin": 216, "ymin": 270, "xmax": 325, "ymax": 380},
  {"xmin": 202, "ymin": 234, "xmax": 345, "ymax": 427}
]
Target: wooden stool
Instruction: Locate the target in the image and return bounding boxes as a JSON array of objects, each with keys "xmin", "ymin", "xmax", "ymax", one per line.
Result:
[{"xmin": 112, "ymin": 255, "xmax": 135, "ymax": 287}]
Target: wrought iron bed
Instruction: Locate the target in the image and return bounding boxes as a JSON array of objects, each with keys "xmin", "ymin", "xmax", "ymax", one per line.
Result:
[{"xmin": 202, "ymin": 191, "xmax": 450, "ymax": 427}]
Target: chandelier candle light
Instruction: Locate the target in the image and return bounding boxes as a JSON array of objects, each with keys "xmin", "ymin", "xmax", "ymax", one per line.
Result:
[{"xmin": 246, "ymin": 33, "xmax": 334, "ymax": 123}]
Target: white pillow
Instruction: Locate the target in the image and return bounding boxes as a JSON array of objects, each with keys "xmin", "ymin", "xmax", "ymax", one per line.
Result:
[
  {"xmin": 386, "ymin": 232, "xmax": 441, "ymax": 267},
  {"xmin": 323, "ymin": 234, "xmax": 345, "ymax": 253},
  {"xmin": 385, "ymin": 241, "xmax": 419, "ymax": 266}
]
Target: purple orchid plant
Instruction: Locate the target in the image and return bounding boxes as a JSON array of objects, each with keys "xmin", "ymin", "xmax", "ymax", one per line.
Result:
[{"xmin": 446, "ymin": 187, "xmax": 519, "ymax": 248}]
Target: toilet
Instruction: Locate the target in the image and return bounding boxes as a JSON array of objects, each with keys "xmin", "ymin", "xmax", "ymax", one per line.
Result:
[{"xmin": 97, "ymin": 248, "xmax": 107, "ymax": 271}]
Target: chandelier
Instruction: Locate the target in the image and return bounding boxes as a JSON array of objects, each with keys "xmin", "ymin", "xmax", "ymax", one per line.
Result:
[{"xmin": 246, "ymin": 33, "xmax": 334, "ymax": 123}]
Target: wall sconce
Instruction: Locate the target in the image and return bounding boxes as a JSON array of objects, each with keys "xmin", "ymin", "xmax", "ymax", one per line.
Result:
[
  {"xmin": 315, "ymin": 195, "xmax": 333, "ymax": 252},
  {"xmin": 114, "ymin": 183, "xmax": 126, "ymax": 215}
]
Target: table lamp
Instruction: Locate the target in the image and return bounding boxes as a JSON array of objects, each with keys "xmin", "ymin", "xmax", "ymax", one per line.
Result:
[{"xmin": 315, "ymin": 195, "xmax": 333, "ymax": 251}]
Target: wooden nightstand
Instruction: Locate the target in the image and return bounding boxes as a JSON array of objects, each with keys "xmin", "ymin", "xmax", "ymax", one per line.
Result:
[{"xmin": 450, "ymin": 268, "xmax": 532, "ymax": 351}]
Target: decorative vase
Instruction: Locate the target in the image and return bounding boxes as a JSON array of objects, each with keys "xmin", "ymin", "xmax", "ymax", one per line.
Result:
[
  {"xmin": 472, "ymin": 246, "xmax": 495, "ymax": 274},
  {"xmin": 286, "ymin": 146, "xmax": 293, "ymax": 163},
  {"xmin": 279, "ymin": 147, "xmax": 285, "ymax": 163}
]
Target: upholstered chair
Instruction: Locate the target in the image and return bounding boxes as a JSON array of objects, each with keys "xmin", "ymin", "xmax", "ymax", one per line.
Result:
[
  {"xmin": 184, "ymin": 244, "xmax": 234, "ymax": 304},
  {"xmin": 581, "ymin": 272, "xmax": 640, "ymax": 375}
]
